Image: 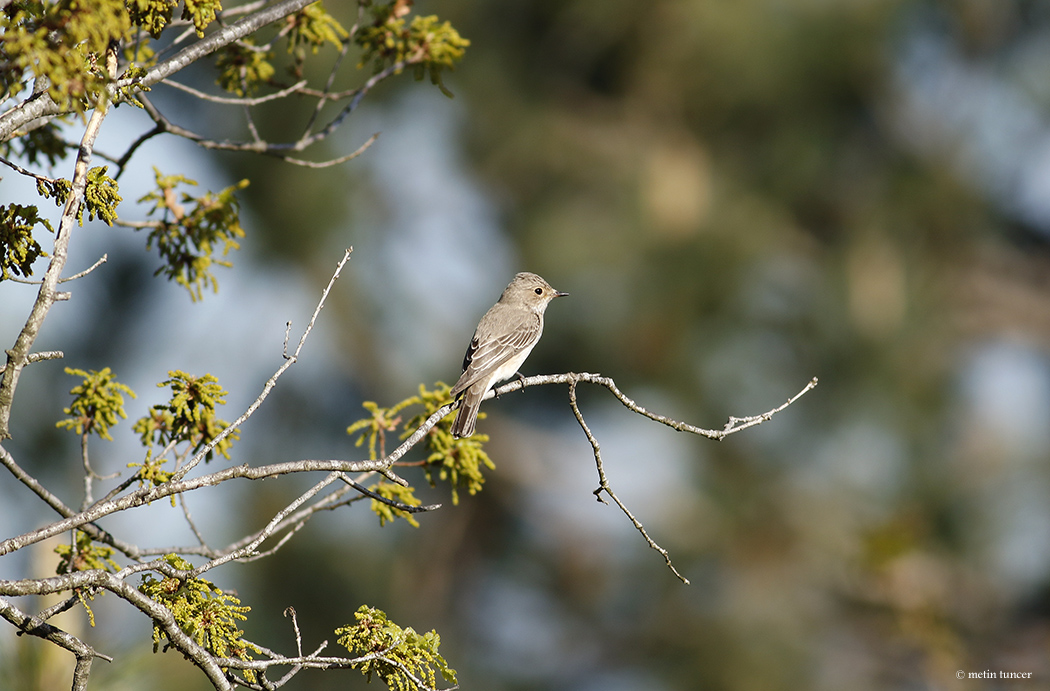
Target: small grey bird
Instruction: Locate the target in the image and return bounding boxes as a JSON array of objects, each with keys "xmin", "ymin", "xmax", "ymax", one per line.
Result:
[{"xmin": 450, "ymin": 272, "xmax": 568, "ymax": 438}]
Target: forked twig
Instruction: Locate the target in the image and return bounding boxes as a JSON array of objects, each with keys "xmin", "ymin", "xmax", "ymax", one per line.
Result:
[
  {"xmin": 491, "ymin": 372, "xmax": 818, "ymax": 583},
  {"xmin": 568, "ymin": 379, "xmax": 690, "ymax": 584}
]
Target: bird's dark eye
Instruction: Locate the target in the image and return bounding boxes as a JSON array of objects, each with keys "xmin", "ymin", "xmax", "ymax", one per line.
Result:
[{"xmin": 534, "ymin": 287, "xmax": 543, "ymax": 295}]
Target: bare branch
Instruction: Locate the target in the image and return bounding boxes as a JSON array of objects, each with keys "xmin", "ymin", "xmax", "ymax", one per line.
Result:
[
  {"xmin": 61, "ymin": 254, "xmax": 108, "ymax": 283},
  {"xmin": 178, "ymin": 494, "xmax": 212, "ymax": 551},
  {"xmin": 568, "ymin": 379, "xmax": 689, "ymax": 584},
  {"xmin": 487, "ymin": 372, "xmax": 818, "ymax": 441},
  {"xmin": 301, "ymin": 41, "xmax": 352, "ymax": 135},
  {"xmin": 0, "ymin": 153, "xmax": 60, "ymax": 183},
  {"xmin": 1, "ymin": 366, "xmax": 815, "ymax": 580},
  {"xmin": 113, "ymin": 125, "xmax": 164, "ymax": 180},
  {"xmin": 34, "ymin": 594, "xmax": 81, "ymax": 623},
  {"xmin": 6, "ymin": 251, "xmax": 107, "ymax": 285},
  {"xmin": 497, "ymin": 372, "xmax": 817, "ymax": 581},
  {"xmin": 719, "ymin": 377, "xmax": 819, "ymax": 436},
  {"xmin": 285, "ymin": 606, "xmax": 302, "ymax": 657},
  {"xmin": 278, "ymin": 133, "xmax": 380, "ymax": 168},
  {"xmin": 163, "ymin": 78, "xmax": 309, "ymax": 106},
  {"xmin": 0, "ymin": 350, "xmax": 63, "ymax": 376},
  {"xmin": 338, "ymin": 473, "xmax": 441, "ymax": 513},
  {"xmin": 235, "ymin": 520, "xmax": 308, "ymax": 563},
  {"xmin": 0, "ymin": 443, "xmax": 147, "ymax": 560},
  {"xmin": 0, "ymin": 595, "xmax": 111, "ymax": 691},
  {"xmin": 138, "ymin": 49, "xmax": 409, "ymax": 162},
  {"xmin": 187, "ymin": 471, "xmax": 344, "ymax": 578},
  {"xmin": 80, "ymin": 432, "xmax": 94, "ymax": 510}
]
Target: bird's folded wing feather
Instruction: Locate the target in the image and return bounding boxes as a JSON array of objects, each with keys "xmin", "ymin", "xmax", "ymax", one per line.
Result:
[{"xmin": 450, "ymin": 317, "xmax": 539, "ymax": 396}]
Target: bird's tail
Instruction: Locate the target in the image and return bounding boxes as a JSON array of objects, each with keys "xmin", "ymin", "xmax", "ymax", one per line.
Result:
[{"xmin": 451, "ymin": 383, "xmax": 484, "ymax": 438}]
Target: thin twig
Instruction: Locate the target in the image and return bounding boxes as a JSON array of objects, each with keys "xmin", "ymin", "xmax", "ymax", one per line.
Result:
[
  {"xmin": 0, "ymin": 154, "xmax": 60, "ymax": 183},
  {"xmin": 136, "ymin": 53, "xmax": 409, "ymax": 160},
  {"xmin": 114, "ymin": 125, "xmax": 164, "ymax": 180},
  {"xmin": 278, "ymin": 133, "xmax": 380, "ymax": 168},
  {"xmin": 237, "ymin": 521, "xmax": 308, "ymax": 563},
  {"xmin": 13, "ymin": 255, "xmax": 109, "ymax": 285},
  {"xmin": 301, "ymin": 41, "xmax": 350, "ymax": 135},
  {"xmin": 338, "ymin": 473, "xmax": 441, "ymax": 512},
  {"xmin": 162, "ymin": 78, "xmax": 308, "ymax": 105},
  {"xmin": 187, "ymin": 472, "xmax": 345, "ymax": 578},
  {"xmin": 33, "ymin": 595, "xmax": 80, "ymax": 623},
  {"xmin": 60, "ymin": 255, "xmax": 108, "ymax": 283},
  {"xmin": 178, "ymin": 493, "xmax": 211, "ymax": 550},
  {"xmin": 285, "ymin": 607, "xmax": 303, "ymax": 657},
  {"xmin": 568, "ymin": 379, "xmax": 690, "ymax": 584},
  {"xmin": 80, "ymin": 432, "xmax": 94, "ymax": 510},
  {"xmin": 171, "ymin": 247, "xmax": 354, "ymax": 483},
  {"xmin": 0, "ymin": 369, "xmax": 816, "ymax": 568},
  {"xmin": 0, "ymin": 444, "xmax": 145, "ymax": 560}
]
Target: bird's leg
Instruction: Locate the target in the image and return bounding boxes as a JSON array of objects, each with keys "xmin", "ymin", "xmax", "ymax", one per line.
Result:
[{"xmin": 494, "ymin": 372, "xmax": 527, "ymax": 400}]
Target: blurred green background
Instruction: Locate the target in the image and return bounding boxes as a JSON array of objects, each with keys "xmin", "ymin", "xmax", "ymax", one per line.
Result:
[{"xmin": 4, "ymin": 0, "xmax": 1050, "ymax": 689}]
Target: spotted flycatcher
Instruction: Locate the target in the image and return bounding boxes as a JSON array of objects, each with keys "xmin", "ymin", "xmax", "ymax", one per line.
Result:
[{"xmin": 450, "ymin": 272, "xmax": 568, "ymax": 438}]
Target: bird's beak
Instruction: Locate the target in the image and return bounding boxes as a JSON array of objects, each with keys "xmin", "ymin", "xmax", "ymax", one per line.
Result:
[{"xmin": 555, "ymin": 290, "xmax": 569, "ymax": 298}]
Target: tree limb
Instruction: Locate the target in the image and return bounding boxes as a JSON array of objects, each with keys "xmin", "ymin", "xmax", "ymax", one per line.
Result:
[
  {"xmin": 0, "ymin": 596, "xmax": 111, "ymax": 691},
  {"xmin": 0, "ymin": 0, "xmax": 319, "ymax": 141},
  {"xmin": 0, "ymin": 45, "xmax": 118, "ymax": 439}
]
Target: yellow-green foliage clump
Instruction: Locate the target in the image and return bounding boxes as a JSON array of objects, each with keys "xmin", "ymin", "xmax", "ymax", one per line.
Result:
[
  {"xmin": 356, "ymin": 0, "xmax": 470, "ymax": 97},
  {"xmin": 56, "ymin": 367, "xmax": 137, "ymax": 441},
  {"xmin": 3, "ymin": 122, "xmax": 69, "ymax": 168},
  {"xmin": 83, "ymin": 166, "xmax": 122, "ymax": 226},
  {"xmin": 138, "ymin": 169, "xmax": 249, "ymax": 301},
  {"xmin": 214, "ymin": 38, "xmax": 275, "ymax": 97},
  {"xmin": 336, "ymin": 605, "xmax": 456, "ymax": 691},
  {"xmin": 404, "ymin": 382, "xmax": 494, "ymax": 505},
  {"xmin": 0, "ymin": 204, "xmax": 51, "ymax": 280},
  {"xmin": 133, "ymin": 370, "xmax": 239, "ymax": 461},
  {"xmin": 369, "ymin": 480, "xmax": 423, "ymax": 527},
  {"xmin": 56, "ymin": 530, "xmax": 121, "ymax": 576},
  {"xmin": 0, "ymin": 0, "xmax": 129, "ymax": 110},
  {"xmin": 54, "ymin": 530, "xmax": 121, "ymax": 627},
  {"xmin": 126, "ymin": 449, "xmax": 175, "ymax": 505},
  {"xmin": 139, "ymin": 554, "xmax": 260, "ymax": 682},
  {"xmin": 285, "ymin": 2, "xmax": 347, "ymax": 79},
  {"xmin": 347, "ymin": 382, "xmax": 495, "ymax": 527}
]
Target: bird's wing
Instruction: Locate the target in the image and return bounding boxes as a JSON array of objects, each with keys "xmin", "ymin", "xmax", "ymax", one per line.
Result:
[{"xmin": 450, "ymin": 312, "xmax": 540, "ymax": 397}]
